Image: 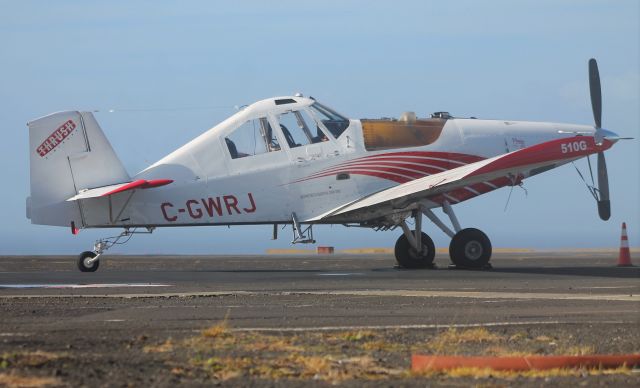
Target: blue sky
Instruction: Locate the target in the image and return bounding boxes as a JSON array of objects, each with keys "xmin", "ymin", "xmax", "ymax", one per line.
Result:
[{"xmin": 1, "ymin": 1, "xmax": 638, "ymax": 254}]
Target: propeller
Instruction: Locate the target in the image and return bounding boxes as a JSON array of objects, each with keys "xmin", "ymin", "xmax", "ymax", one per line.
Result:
[
  {"xmin": 589, "ymin": 59, "xmax": 602, "ymax": 130},
  {"xmin": 596, "ymin": 151, "xmax": 610, "ymax": 220},
  {"xmin": 588, "ymin": 58, "xmax": 610, "ymax": 220}
]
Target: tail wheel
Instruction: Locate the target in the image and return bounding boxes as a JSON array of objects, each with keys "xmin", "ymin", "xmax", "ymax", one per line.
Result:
[
  {"xmin": 395, "ymin": 232, "xmax": 436, "ymax": 269},
  {"xmin": 449, "ymin": 228, "xmax": 492, "ymax": 268},
  {"xmin": 77, "ymin": 251, "xmax": 99, "ymax": 272}
]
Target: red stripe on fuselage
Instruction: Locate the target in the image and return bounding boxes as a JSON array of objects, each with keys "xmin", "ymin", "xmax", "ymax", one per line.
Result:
[
  {"xmin": 469, "ymin": 137, "xmax": 610, "ymax": 178},
  {"xmin": 292, "ymin": 151, "xmax": 485, "ymax": 184},
  {"xmin": 305, "ymin": 162, "xmax": 445, "ymax": 179},
  {"xmin": 343, "ymin": 170, "xmax": 411, "ymax": 183},
  {"xmin": 352, "ymin": 151, "xmax": 484, "ymax": 164}
]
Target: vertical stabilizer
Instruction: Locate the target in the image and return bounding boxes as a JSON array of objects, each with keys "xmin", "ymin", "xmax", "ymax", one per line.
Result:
[{"xmin": 27, "ymin": 111, "xmax": 130, "ymax": 227}]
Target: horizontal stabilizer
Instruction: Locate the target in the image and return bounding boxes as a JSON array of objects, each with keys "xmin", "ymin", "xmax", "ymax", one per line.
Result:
[{"xmin": 66, "ymin": 179, "xmax": 173, "ymax": 201}]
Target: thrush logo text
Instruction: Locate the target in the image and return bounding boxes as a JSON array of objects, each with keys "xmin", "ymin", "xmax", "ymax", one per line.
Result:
[{"xmin": 37, "ymin": 120, "xmax": 77, "ymax": 157}]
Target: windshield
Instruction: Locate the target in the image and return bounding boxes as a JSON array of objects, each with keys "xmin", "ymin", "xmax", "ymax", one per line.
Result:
[{"xmin": 309, "ymin": 102, "xmax": 350, "ymax": 138}]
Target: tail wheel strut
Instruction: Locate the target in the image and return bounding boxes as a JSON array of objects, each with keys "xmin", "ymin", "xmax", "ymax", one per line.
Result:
[{"xmin": 76, "ymin": 227, "xmax": 155, "ymax": 273}]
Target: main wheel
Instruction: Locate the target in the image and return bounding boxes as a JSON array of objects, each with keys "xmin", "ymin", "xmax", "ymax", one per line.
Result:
[
  {"xmin": 449, "ymin": 228, "xmax": 492, "ymax": 268},
  {"xmin": 77, "ymin": 251, "xmax": 100, "ymax": 272},
  {"xmin": 395, "ymin": 231, "xmax": 436, "ymax": 269}
]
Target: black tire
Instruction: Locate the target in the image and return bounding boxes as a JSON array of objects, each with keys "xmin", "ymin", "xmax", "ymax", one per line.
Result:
[
  {"xmin": 449, "ymin": 228, "xmax": 492, "ymax": 268},
  {"xmin": 77, "ymin": 251, "xmax": 99, "ymax": 272},
  {"xmin": 394, "ymin": 232, "xmax": 436, "ymax": 269}
]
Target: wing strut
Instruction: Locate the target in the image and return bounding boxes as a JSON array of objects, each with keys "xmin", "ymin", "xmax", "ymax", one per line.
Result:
[
  {"xmin": 442, "ymin": 201, "xmax": 462, "ymax": 233},
  {"xmin": 422, "ymin": 207, "xmax": 456, "ymax": 238},
  {"xmin": 399, "ymin": 216, "xmax": 422, "ymax": 254}
]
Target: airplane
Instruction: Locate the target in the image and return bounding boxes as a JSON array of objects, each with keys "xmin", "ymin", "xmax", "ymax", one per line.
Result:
[{"xmin": 26, "ymin": 59, "xmax": 629, "ymax": 272}]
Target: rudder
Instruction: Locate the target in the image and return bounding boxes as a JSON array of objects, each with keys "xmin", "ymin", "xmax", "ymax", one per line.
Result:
[{"xmin": 27, "ymin": 111, "xmax": 130, "ymax": 227}]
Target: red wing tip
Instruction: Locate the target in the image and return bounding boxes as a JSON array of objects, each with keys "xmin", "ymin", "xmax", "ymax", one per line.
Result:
[
  {"xmin": 102, "ymin": 179, "xmax": 173, "ymax": 197},
  {"xmin": 144, "ymin": 179, "xmax": 174, "ymax": 188}
]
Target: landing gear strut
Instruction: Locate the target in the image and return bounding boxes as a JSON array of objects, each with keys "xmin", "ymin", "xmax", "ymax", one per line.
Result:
[
  {"xmin": 395, "ymin": 232, "xmax": 435, "ymax": 269},
  {"xmin": 77, "ymin": 227, "xmax": 154, "ymax": 273},
  {"xmin": 392, "ymin": 201, "xmax": 493, "ymax": 269},
  {"xmin": 394, "ymin": 210, "xmax": 435, "ymax": 269}
]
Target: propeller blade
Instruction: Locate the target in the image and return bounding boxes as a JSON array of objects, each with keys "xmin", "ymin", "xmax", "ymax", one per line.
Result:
[
  {"xmin": 589, "ymin": 58, "xmax": 602, "ymax": 129},
  {"xmin": 597, "ymin": 152, "xmax": 610, "ymax": 220}
]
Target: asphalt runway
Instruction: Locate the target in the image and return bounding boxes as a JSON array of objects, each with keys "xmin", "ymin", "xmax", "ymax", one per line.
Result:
[
  {"xmin": 1, "ymin": 251, "xmax": 639, "ymax": 386},
  {"xmin": 1, "ymin": 251, "xmax": 638, "ymax": 330}
]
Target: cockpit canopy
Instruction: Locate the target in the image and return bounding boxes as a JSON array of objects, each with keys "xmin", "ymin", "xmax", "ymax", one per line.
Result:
[
  {"xmin": 309, "ymin": 102, "xmax": 350, "ymax": 139},
  {"xmin": 224, "ymin": 98, "xmax": 349, "ymax": 159}
]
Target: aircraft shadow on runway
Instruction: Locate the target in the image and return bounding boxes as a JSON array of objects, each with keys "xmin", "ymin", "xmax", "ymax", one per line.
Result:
[
  {"xmin": 184, "ymin": 269, "xmax": 327, "ymax": 273},
  {"xmin": 171, "ymin": 266, "xmax": 639, "ymax": 279}
]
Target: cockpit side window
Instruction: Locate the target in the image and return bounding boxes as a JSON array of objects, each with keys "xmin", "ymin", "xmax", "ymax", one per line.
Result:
[
  {"xmin": 277, "ymin": 111, "xmax": 312, "ymax": 148},
  {"xmin": 309, "ymin": 102, "xmax": 350, "ymax": 138},
  {"xmin": 298, "ymin": 109, "xmax": 330, "ymax": 143},
  {"xmin": 225, "ymin": 117, "xmax": 280, "ymax": 159}
]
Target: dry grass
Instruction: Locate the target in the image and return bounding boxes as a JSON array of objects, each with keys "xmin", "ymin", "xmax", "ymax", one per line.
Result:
[
  {"xmin": 361, "ymin": 339, "xmax": 406, "ymax": 352},
  {"xmin": 192, "ymin": 333, "xmax": 406, "ymax": 383},
  {"xmin": 291, "ymin": 354, "xmax": 334, "ymax": 378},
  {"xmin": 188, "ymin": 319, "xmax": 407, "ymax": 383},
  {"xmin": 0, "ymin": 351, "xmax": 64, "ymax": 368},
  {"xmin": 0, "ymin": 373, "xmax": 61, "ymax": 388},
  {"xmin": 170, "ymin": 366, "xmax": 187, "ymax": 376},
  {"xmin": 173, "ymin": 322, "xmax": 634, "ymax": 383},
  {"xmin": 280, "ymin": 354, "xmax": 405, "ymax": 383},
  {"xmin": 201, "ymin": 321, "xmax": 230, "ymax": 339},
  {"xmin": 332, "ymin": 330, "xmax": 377, "ymax": 342},
  {"xmin": 201, "ymin": 323, "xmax": 229, "ymax": 339},
  {"xmin": 201, "ymin": 310, "xmax": 231, "ymax": 339},
  {"xmin": 241, "ymin": 335, "xmax": 303, "ymax": 353},
  {"xmin": 427, "ymin": 328, "xmax": 503, "ymax": 354},
  {"xmin": 534, "ymin": 335, "xmax": 554, "ymax": 342},
  {"xmin": 143, "ymin": 339, "xmax": 174, "ymax": 354},
  {"xmin": 440, "ymin": 328, "xmax": 503, "ymax": 343},
  {"xmin": 420, "ymin": 328, "xmax": 597, "ymax": 357},
  {"xmin": 200, "ymin": 356, "xmax": 252, "ymax": 381},
  {"xmin": 508, "ymin": 332, "xmax": 528, "ymax": 342},
  {"xmin": 482, "ymin": 345, "xmax": 532, "ymax": 357},
  {"xmin": 559, "ymin": 345, "xmax": 597, "ymax": 356}
]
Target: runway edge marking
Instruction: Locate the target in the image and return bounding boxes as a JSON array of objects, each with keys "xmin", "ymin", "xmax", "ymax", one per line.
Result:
[{"xmin": 222, "ymin": 320, "xmax": 629, "ymax": 333}]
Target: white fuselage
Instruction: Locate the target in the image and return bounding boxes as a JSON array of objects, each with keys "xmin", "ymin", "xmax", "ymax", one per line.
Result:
[{"xmin": 75, "ymin": 97, "xmax": 593, "ymax": 228}]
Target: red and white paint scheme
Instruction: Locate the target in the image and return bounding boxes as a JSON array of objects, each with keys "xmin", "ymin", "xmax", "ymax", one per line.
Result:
[{"xmin": 26, "ymin": 59, "xmax": 628, "ymax": 272}]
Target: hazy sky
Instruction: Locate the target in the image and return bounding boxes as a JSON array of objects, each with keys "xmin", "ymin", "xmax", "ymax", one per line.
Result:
[{"xmin": 1, "ymin": 1, "xmax": 638, "ymax": 254}]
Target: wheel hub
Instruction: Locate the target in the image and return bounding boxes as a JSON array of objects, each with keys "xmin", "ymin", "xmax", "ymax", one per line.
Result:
[
  {"xmin": 83, "ymin": 257, "xmax": 94, "ymax": 268},
  {"xmin": 464, "ymin": 241, "xmax": 483, "ymax": 261},
  {"xmin": 409, "ymin": 246, "xmax": 428, "ymax": 259}
]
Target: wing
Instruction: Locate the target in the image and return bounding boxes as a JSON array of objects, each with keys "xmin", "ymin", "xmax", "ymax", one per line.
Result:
[
  {"xmin": 66, "ymin": 179, "xmax": 173, "ymax": 201},
  {"xmin": 308, "ymin": 136, "xmax": 607, "ymax": 223}
]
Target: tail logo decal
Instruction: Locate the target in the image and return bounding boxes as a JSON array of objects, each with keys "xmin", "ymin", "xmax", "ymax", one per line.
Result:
[{"xmin": 36, "ymin": 119, "xmax": 77, "ymax": 157}]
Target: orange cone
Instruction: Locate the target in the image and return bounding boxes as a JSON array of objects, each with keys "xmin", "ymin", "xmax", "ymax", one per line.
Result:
[{"xmin": 617, "ymin": 222, "xmax": 633, "ymax": 267}]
